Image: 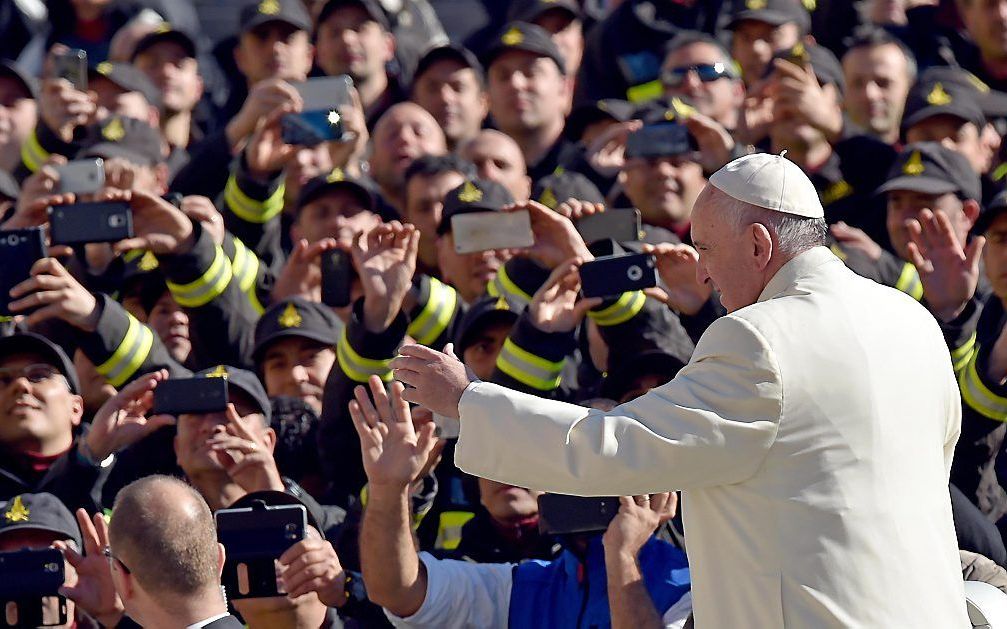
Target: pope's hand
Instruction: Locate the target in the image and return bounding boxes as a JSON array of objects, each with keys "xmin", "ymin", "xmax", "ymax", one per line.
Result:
[{"xmin": 391, "ymin": 344, "xmax": 474, "ymax": 419}]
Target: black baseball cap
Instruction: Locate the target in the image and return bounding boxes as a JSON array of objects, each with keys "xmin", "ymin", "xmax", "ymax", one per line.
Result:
[
  {"xmin": 483, "ymin": 22, "xmax": 567, "ymax": 75},
  {"xmin": 920, "ymin": 66, "xmax": 1007, "ymax": 120},
  {"xmin": 89, "ymin": 61, "xmax": 162, "ymax": 109},
  {"xmin": 972, "ymin": 190, "xmax": 1007, "ymax": 236},
  {"xmin": 0, "ymin": 493, "xmax": 82, "ymax": 550},
  {"xmin": 454, "ymin": 294, "xmax": 519, "ymax": 354},
  {"xmin": 78, "ymin": 116, "xmax": 164, "ymax": 167},
  {"xmin": 437, "ymin": 178, "xmax": 515, "ymax": 235},
  {"xmin": 240, "ymin": 0, "xmax": 312, "ymax": 34},
  {"xmin": 131, "ymin": 24, "xmax": 198, "ymax": 61},
  {"xmin": 728, "ymin": 0, "xmax": 811, "ymax": 34},
  {"xmin": 253, "ymin": 297, "xmax": 342, "ymax": 364},
  {"xmin": 902, "ymin": 78, "xmax": 986, "ymax": 133},
  {"xmin": 507, "ymin": 0, "xmax": 581, "ymax": 23},
  {"xmin": 296, "ymin": 168, "xmax": 377, "ymax": 214},
  {"xmin": 318, "ymin": 0, "xmax": 391, "ymax": 31},
  {"xmin": 877, "ymin": 142, "xmax": 981, "ymax": 201},
  {"xmin": 0, "ymin": 333, "xmax": 80, "ymax": 394},
  {"xmin": 0, "ymin": 61, "xmax": 38, "ymax": 100},
  {"xmin": 414, "ymin": 44, "xmax": 484, "ymax": 86},
  {"xmin": 768, "ymin": 42, "xmax": 845, "ymax": 95},
  {"xmin": 624, "ymin": 121, "xmax": 696, "ymax": 160},
  {"xmin": 532, "ymin": 171, "xmax": 604, "ymax": 209},
  {"xmin": 564, "ymin": 98, "xmax": 636, "ymax": 141},
  {"xmin": 194, "ymin": 365, "xmax": 272, "ymax": 422},
  {"xmin": 600, "ymin": 350, "xmax": 686, "ymax": 402},
  {"xmin": 227, "ymin": 489, "xmax": 324, "ymax": 533}
]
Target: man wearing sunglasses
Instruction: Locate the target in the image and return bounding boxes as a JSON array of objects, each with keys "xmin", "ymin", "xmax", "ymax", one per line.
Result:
[
  {"xmin": 0, "ymin": 333, "xmax": 108, "ymax": 514},
  {"xmin": 660, "ymin": 31, "xmax": 744, "ymax": 131}
]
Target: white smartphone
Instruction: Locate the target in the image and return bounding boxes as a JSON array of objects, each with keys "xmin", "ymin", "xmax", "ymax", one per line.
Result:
[
  {"xmin": 55, "ymin": 158, "xmax": 105, "ymax": 195},
  {"xmin": 451, "ymin": 210, "xmax": 534, "ymax": 254}
]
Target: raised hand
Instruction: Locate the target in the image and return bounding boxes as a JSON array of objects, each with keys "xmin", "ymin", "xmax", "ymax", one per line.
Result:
[
  {"xmin": 88, "ymin": 188, "xmax": 196, "ymax": 256},
  {"xmin": 2, "ymin": 156, "xmax": 67, "ymax": 229},
  {"xmin": 641, "ymin": 243, "xmax": 711, "ymax": 315},
  {"xmin": 830, "ymin": 221, "xmax": 882, "ymax": 262},
  {"xmin": 226, "ymin": 78, "xmax": 301, "ymax": 149},
  {"xmin": 38, "ymin": 77, "xmax": 97, "ymax": 142},
  {"xmin": 327, "ymin": 86, "xmax": 369, "ymax": 177},
  {"xmin": 83, "ymin": 370, "xmax": 176, "ymax": 461},
  {"xmin": 55, "ymin": 509, "xmax": 124, "ymax": 629},
  {"xmin": 7, "ymin": 257, "xmax": 100, "ymax": 330},
  {"xmin": 682, "ymin": 110, "xmax": 736, "ymax": 173},
  {"xmin": 180, "ymin": 195, "xmax": 226, "ymax": 246},
  {"xmin": 390, "ymin": 344, "xmax": 473, "ymax": 419},
  {"xmin": 510, "ymin": 199, "xmax": 592, "ymax": 270},
  {"xmin": 770, "ymin": 57, "xmax": 843, "ymax": 143},
  {"xmin": 586, "ymin": 120, "xmax": 642, "ymax": 178},
  {"xmin": 905, "ymin": 208, "xmax": 984, "ymax": 321},
  {"xmin": 278, "ymin": 526, "xmax": 347, "ymax": 607},
  {"xmin": 602, "ymin": 493, "xmax": 677, "ymax": 559},
  {"xmin": 245, "ymin": 104, "xmax": 298, "ymax": 178},
  {"xmin": 207, "ymin": 403, "xmax": 285, "ymax": 493},
  {"xmin": 528, "ymin": 258, "xmax": 601, "ymax": 333},
  {"xmin": 352, "ymin": 222, "xmax": 419, "ymax": 333},
  {"xmin": 348, "ymin": 376, "xmax": 439, "ymax": 489},
  {"xmin": 553, "ymin": 198, "xmax": 605, "ymax": 222},
  {"xmin": 271, "ymin": 237, "xmax": 339, "ymax": 302}
]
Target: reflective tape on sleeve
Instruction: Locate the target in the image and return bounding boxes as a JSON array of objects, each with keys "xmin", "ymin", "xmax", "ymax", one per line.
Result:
[
  {"xmin": 165, "ymin": 245, "xmax": 233, "ymax": 307},
  {"xmin": 407, "ymin": 277, "xmax": 457, "ymax": 346},
  {"xmin": 895, "ymin": 263, "xmax": 923, "ymax": 302},
  {"xmin": 336, "ymin": 328, "xmax": 393, "ymax": 383},
  {"xmin": 20, "ymin": 129, "xmax": 49, "ymax": 173},
  {"xmin": 95, "ymin": 314, "xmax": 155, "ymax": 387},
  {"xmin": 496, "ymin": 337, "xmax": 564, "ymax": 391},
  {"xmin": 587, "ymin": 290, "xmax": 646, "ymax": 326},
  {"xmin": 952, "ymin": 332, "xmax": 977, "ymax": 374},
  {"xmin": 434, "ymin": 511, "xmax": 476, "ymax": 551},
  {"xmin": 487, "ymin": 265, "xmax": 532, "ymax": 310},
  {"xmin": 223, "ymin": 173, "xmax": 285, "ymax": 224},
  {"xmin": 959, "ymin": 348, "xmax": 1007, "ymax": 421}
]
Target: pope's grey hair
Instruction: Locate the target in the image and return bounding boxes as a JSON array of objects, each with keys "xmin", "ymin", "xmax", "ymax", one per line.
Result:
[{"xmin": 716, "ymin": 193, "xmax": 828, "ymax": 257}]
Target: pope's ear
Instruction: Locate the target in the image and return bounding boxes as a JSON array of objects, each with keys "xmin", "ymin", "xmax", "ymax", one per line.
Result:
[{"xmin": 750, "ymin": 222, "xmax": 774, "ymax": 268}]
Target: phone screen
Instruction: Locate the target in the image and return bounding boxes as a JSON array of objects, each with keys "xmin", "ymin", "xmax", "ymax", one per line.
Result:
[{"xmin": 451, "ymin": 210, "xmax": 534, "ymax": 254}]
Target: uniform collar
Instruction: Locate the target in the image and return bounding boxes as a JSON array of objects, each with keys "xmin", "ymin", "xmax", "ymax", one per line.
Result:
[{"xmin": 758, "ymin": 246, "xmax": 838, "ymax": 304}]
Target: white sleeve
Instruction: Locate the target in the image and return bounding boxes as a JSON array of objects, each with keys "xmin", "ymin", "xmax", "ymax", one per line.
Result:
[
  {"xmin": 385, "ymin": 552, "xmax": 513, "ymax": 629},
  {"xmin": 455, "ymin": 315, "xmax": 783, "ymax": 495},
  {"xmin": 662, "ymin": 591, "xmax": 693, "ymax": 628}
]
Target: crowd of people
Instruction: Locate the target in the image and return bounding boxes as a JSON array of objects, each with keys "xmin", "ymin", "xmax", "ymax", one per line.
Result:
[{"xmin": 3, "ymin": 0, "xmax": 1007, "ymax": 626}]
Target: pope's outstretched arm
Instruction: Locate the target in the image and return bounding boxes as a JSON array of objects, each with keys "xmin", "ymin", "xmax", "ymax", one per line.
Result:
[{"xmin": 393, "ymin": 315, "xmax": 783, "ymax": 496}]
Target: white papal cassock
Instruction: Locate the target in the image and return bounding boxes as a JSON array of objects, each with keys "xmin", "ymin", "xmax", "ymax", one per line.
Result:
[{"xmin": 455, "ymin": 246, "xmax": 969, "ymax": 628}]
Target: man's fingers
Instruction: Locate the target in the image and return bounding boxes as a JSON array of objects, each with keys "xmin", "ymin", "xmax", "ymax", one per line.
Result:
[
  {"xmin": 389, "ymin": 355, "xmax": 432, "ymax": 373},
  {"xmin": 389, "ymin": 381, "xmax": 413, "ymax": 427},
  {"xmin": 367, "ymin": 375, "xmax": 392, "ymax": 421},
  {"xmin": 966, "ymin": 235, "xmax": 986, "ymax": 269},
  {"xmin": 905, "ymin": 242, "xmax": 930, "ymax": 273},
  {"xmin": 53, "ymin": 540, "xmax": 84, "ymax": 570},
  {"xmin": 94, "ymin": 512, "xmax": 111, "ymax": 547},
  {"xmin": 351, "ymin": 386, "xmax": 380, "ymax": 427}
]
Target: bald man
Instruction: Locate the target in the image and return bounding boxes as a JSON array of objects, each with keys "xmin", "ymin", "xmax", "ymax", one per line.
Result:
[
  {"xmin": 107, "ymin": 475, "xmax": 240, "ymax": 628},
  {"xmin": 369, "ymin": 102, "xmax": 448, "ymax": 214},
  {"xmin": 458, "ymin": 130, "xmax": 532, "ymax": 202}
]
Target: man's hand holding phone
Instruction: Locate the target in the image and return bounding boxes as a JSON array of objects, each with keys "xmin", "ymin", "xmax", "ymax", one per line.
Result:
[{"xmin": 507, "ymin": 200, "xmax": 593, "ymax": 269}]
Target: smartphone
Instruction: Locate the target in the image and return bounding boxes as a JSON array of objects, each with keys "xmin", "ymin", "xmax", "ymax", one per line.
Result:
[
  {"xmin": 216, "ymin": 502, "xmax": 307, "ymax": 599},
  {"xmin": 281, "ymin": 75, "xmax": 354, "ymax": 146},
  {"xmin": 48, "ymin": 201, "xmax": 133, "ymax": 245},
  {"xmin": 451, "ymin": 210, "xmax": 534, "ymax": 254},
  {"xmin": 576, "ymin": 208, "xmax": 642, "ymax": 245},
  {"xmin": 152, "ymin": 377, "xmax": 228, "ymax": 416},
  {"xmin": 54, "ymin": 48, "xmax": 87, "ymax": 91},
  {"xmin": 55, "ymin": 158, "xmax": 105, "ymax": 195},
  {"xmin": 538, "ymin": 494, "xmax": 620, "ymax": 534},
  {"xmin": 0, "ymin": 228, "xmax": 47, "ymax": 317},
  {"xmin": 579, "ymin": 252, "xmax": 656, "ymax": 299},
  {"xmin": 0, "ymin": 548, "xmax": 68, "ymax": 628},
  {"xmin": 321, "ymin": 249, "xmax": 353, "ymax": 308}
]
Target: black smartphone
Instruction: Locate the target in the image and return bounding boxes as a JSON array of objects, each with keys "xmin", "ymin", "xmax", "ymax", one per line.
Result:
[
  {"xmin": 537, "ymin": 494, "xmax": 620, "ymax": 535},
  {"xmin": 152, "ymin": 377, "xmax": 228, "ymax": 416},
  {"xmin": 48, "ymin": 201, "xmax": 133, "ymax": 245},
  {"xmin": 54, "ymin": 48, "xmax": 87, "ymax": 91},
  {"xmin": 216, "ymin": 502, "xmax": 307, "ymax": 599},
  {"xmin": 321, "ymin": 249, "xmax": 353, "ymax": 308},
  {"xmin": 576, "ymin": 208, "xmax": 642, "ymax": 245},
  {"xmin": 579, "ymin": 252, "xmax": 656, "ymax": 299},
  {"xmin": 281, "ymin": 75, "xmax": 354, "ymax": 146},
  {"xmin": 0, "ymin": 548, "xmax": 68, "ymax": 627},
  {"xmin": 0, "ymin": 227, "xmax": 47, "ymax": 317},
  {"xmin": 55, "ymin": 158, "xmax": 105, "ymax": 195}
]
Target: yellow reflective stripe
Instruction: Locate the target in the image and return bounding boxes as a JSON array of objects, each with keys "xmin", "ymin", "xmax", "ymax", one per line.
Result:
[
  {"xmin": 488, "ymin": 265, "xmax": 532, "ymax": 308},
  {"xmin": 829, "ymin": 243, "xmax": 848, "ymax": 261},
  {"xmin": 435, "ymin": 511, "xmax": 476, "ymax": 551},
  {"xmin": 496, "ymin": 337, "xmax": 564, "ymax": 391},
  {"xmin": 95, "ymin": 314, "xmax": 154, "ymax": 387},
  {"xmin": 336, "ymin": 328, "xmax": 393, "ymax": 383},
  {"xmin": 626, "ymin": 80, "xmax": 663, "ymax": 103},
  {"xmin": 230, "ymin": 238, "xmax": 257, "ymax": 292},
  {"xmin": 20, "ymin": 129, "xmax": 49, "ymax": 173},
  {"xmin": 165, "ymin": 245, "xmax": 233, "ymax": 307},
  {"xmin": 223, "ymin": 173, "xmax": 285, "ymax": 224},
  {"xmin": 407, "ymin": 278, "xmax": 457, "ymax": 346},
  {"xmin": 895, "ymin": 263, "xmax": 923, "ymax": 302},
  {"xmin": 952, "ymin": 332, "xmax": 977, "ymax": 374},
  {"xmin": 959, "ymin": 348, "xmax": 1007, "ymax": 421},
  {"xmin": 588, "ymin": 290, "xmax": 645, "ymax": 326}
]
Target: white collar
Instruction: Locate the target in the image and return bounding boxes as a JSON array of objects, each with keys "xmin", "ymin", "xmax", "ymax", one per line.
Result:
[{"xmin": 185, "ymin": 612, "xmax": 230, "ymax": 629}]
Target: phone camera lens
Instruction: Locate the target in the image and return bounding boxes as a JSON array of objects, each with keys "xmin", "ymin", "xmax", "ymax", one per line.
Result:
[
  {"xmin": 284, "ymin": 523, "xmax": 297, "ymax": 539},
  {"xmin": 44, "ymin": 562, "xmax": 59, "ymax": 573},
  {"xmin": 6, "ymin": 235, "xmax": 19, "ymax": 246},
  {"xmin": 627, "ymin": 265, "xmax": 643, "ymax": 281}
]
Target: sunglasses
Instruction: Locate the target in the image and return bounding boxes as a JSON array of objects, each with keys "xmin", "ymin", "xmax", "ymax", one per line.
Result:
[
  {"xmin": 103, "ymin": 545, "xmax": 132, "ymax": 574},
  {"xmin": 661, "ymin": 63, "xmax": 736, "ymax": 87}
]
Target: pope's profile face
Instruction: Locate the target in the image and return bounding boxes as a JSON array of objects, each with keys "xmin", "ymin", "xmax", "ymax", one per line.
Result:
[{"xmin": 690, "ymin": 187, "xmax": 768, "ymax": 313}]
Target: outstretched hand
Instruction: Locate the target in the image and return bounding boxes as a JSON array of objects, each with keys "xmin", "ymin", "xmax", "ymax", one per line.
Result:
[
  {"xmin": 84, "ymin": 369, "xmax": 176, "ymax": 461},
  {"xmin": 905, "ymin": 208, "xmax": 984, "ymax": 322},
  {"xmin": 55, "ymin": 509, "xmax": 124, "ymax": 629},
  {"xmin": 390, "ymin": 344, "xmax": 474, "ymax": 419}
]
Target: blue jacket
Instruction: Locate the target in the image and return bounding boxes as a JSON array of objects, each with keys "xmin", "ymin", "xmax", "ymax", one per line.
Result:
[{"xmin": 508, "ymin": 535, "xmax": 690, "ymax": 628}]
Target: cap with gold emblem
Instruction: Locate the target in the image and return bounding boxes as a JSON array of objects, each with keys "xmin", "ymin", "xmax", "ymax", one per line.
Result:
[
  {"xmin": 728, "ymin": 0, "xmax": 811, "ymax": 34},
  {"xmin": 131, "ymin": 24, "xmax": 198, "ymax": 62},
  {"xmin": 0, "ymin": 493, "xmax": 82, "ymax": 550},
  {"xmin": 506, "ymin": 0, "xmax": 581, "ymax": 23},
  {"xmin": 88, "ymin": 62, "xmax": 161, "ymax": 109},
  {"xmin": 194, "ymin": 364, "xmax": 272, "ymax": 421},
  {"xmin": 918, "ymin": 66, "xmax": 1007, "ymax": 120},
  {"xmin": 483, "ymin": 21, "xmax": 567, "ymax": 75},
  {"xmin": 877, "ymin": 142, "xmax": 980, "ymax": 202},
  {"xmin": 78, "ymin": 116, "xmax": 164, "ymax": 167},
  {"xmin": 766, "ymin": 42, "xmax": 845, "ymax": 95},
  {"xmin": 532, "ymin": 171, "xmax": 604, "ymax": 210},
  {"xmin": 902, "ymin": 78, "xmax": 986, "ymax": 133},
  {"xmin": 317, "ymin": 0, "xmax": 391, "ymax": 32},
  {"xmin": 295, "ymin": 169, "xmax": 377, "ymax": 215},
  {"xmin": 252, "ymin": 297, "xmax": 343, "ymax": 364},
  {"xmin": 240, "ymin": 0, "xmax": 312, "ymax": 34},
  {"xmin": 564, "ymin": 98, "xmax": 636, "ymax": 142},
  {"xmin": 454, "ymin": 294, "xmax": 521, "ymax": 355},
  {"xmin": 437, "ymin": 178, "xmax": 516, "ymax": 235}
]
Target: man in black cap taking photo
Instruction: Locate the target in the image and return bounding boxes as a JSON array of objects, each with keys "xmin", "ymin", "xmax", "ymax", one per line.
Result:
[{"xmin": 728, "ymin": 0, "xmax": 809, "ymax": 88}]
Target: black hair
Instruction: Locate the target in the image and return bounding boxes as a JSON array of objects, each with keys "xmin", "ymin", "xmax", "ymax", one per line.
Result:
[
  {"xmin": 663, "ymin": 30, "xmax": 733, "ymax": 65},
  {"xmin": 843, "ymin": 26, "xmax": 918, "ymax": 82},
  {"xmin": 404, "ymin": 154, "xmax": 477, "ymax": 186}
]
